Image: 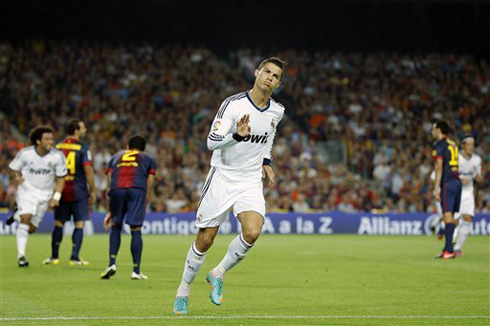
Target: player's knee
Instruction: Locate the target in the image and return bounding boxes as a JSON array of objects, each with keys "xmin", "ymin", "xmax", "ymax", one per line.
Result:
[
  {"xmin": 196, "ymin": 236, "xmax": 214, "ymax": 252},
  {"xmin": 20, "ymin": 215, "xmax": 31, "ymax": 224},
  {"xmin": 55, "ymin": 220, "xmax": 64, "ymax": 227},
  {"xmin": 242, "ymin": 228, "xmax": 261, "ymax": 244},
  {"xmin": 130, "ymin": 226, "xmax": 141, "ymax": 232},
  {"xmin": 463, "ymin": 215, "xmax": 472, "ymax": 222},
  {"xmin": 75, "ymin": 221, "xmax": 84, "ymax": 229},
  {"xmin": 28, "ymin": 225, "xmax": 37, "ymax": 234}
]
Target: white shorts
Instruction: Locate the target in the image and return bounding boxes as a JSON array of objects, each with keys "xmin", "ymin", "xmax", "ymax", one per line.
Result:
[
  {"xmin": 458, "ymin": 193, "xmax": 475, "ymax": 217},
  {"xmin": 15, "ymin": 184, "xmax": 51, "ymax": 228},
  {"xmin": 195, "ymin": 168, "xmax": 265, "ymax": 228}
]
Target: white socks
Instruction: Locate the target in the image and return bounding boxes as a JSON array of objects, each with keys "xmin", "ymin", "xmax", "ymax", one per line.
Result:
[
  {"xmin": 176, "ymin": 234, "xmax": 254, "ymax": 297},
  {"xmin": 213, "ymin": 233, "xmax": 253, "ymax": 278},
  {"xmin": 454, "ymin": 221, "xmax": 471, "ymax": 251},
  {"xmin": 16, "ymin": 223, "xmax": 29, "ymax": 259},
  {"xmin": 177, "ymin": 242, "xmax": 206, "ymax": 297}
]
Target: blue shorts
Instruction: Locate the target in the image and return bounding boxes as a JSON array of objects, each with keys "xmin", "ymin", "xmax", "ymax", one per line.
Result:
[
  {"xmin": 441, "ymin": 179, "xmax": 462, "ymax": 214},
  {"xmin": 55, "ymin": 199, "xmax": 89, "ymax": 222},
  {"xmin": 109, "ymin": 188, "xmax": 146, "ymax": 226}
]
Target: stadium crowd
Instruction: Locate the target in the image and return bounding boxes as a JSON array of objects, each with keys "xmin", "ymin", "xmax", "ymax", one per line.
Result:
[{"xmin": 1, "ymin": 41, "xmax": 489, "ymax": 214}]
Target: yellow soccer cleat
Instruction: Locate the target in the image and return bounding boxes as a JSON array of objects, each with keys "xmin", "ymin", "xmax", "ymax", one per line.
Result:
[
  {"xmin": 69, "ymin": 259, "xmax": 90, "ymax": 266},
  {"xmin": 43, "ymin": 257, "xmax": 60, "ymax": 265}
]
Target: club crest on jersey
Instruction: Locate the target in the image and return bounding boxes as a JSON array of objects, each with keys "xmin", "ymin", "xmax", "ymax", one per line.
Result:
[
  {"xmin": 212, "ymin": 121, "xmax": 221, "ymax": 131},
  {"xmin": 271, "ymin": 118, "xmax": 276, "ymax": 128}
]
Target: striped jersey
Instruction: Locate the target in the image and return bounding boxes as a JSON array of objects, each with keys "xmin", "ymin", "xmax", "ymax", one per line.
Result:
[
  {"xmin": 56, "ymin": 138, "xmax": 92, "ymax": 202},
  {"xmin": 106, "ymin": 150, "xmax": 157, "ymax": 190},
  {"xmin": 207, "ymin": 91, "xmax": 285, "ymax": 183}
]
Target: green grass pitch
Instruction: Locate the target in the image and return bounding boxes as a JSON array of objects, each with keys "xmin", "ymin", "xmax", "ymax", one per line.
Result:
[{"xmin": 1, "ymin": 234, "xmax": 489, "ymax": 325}]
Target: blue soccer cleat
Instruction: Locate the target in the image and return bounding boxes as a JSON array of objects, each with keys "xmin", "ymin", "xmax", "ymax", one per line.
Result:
[
  {"xmin": 206, "ymin": 271, "xmax": 223, "ymax": 306},
  {"xmin": 172, "ymin": 296, "xmax": 188, "ymax": 315}
]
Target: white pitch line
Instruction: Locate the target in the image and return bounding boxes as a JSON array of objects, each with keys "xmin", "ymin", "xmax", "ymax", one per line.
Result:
[{"xmin": 1, "ymin": 315, "xmax": 489, "ymax": 321}]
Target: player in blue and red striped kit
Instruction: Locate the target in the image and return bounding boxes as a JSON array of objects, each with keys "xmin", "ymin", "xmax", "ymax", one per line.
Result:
[
  {"xmin": 44, "ymin": 119, "xmax": 96, "ymax": 266},
  {"xmin": 431, "ymin": 120, "xmax": 462, "ymax": 260},
  {"xmin": 100, "ymin": 135, "xmax": 157, "ymax": 280}
]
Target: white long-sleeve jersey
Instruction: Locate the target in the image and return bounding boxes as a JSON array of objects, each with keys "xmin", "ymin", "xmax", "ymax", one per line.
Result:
[
  {"xmin": 207, "ymin": 91, "xmax": 285, "ymax": 183},
  {"xmin": 459, "ymin": 153, "xmax": 482, "ymax": 196}
]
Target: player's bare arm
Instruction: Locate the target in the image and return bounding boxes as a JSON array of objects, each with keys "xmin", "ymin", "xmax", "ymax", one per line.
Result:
[
  {"xmin": 103, "ymin": 173, "xmax": 113, "ymax": 230},
  {"xmin": 50, "ymin": 176, "xmax": 65, "ymax": 208},
  {"xmin": 434, "ymin": 158, "xmax": 443, "ymax": 202},
  {"xmin": 10, "ymin": 169, "xmax": 24, "ymax": 186},
  {"xmin": 84, "ymin": 164, "xmax": 97, "ymax": 205},
  {"xmin": 146, "ymin": 174, "xmax": 155, "ymax": 203},
  {"xmin": 262, "ymin": 165, "xmax": 275, "ymax": 185}
]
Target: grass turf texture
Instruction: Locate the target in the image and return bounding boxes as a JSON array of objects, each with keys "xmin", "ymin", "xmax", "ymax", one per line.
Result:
[{"xmin": 1, "ymin": 234, "xmax": 489, "ymax": 325}]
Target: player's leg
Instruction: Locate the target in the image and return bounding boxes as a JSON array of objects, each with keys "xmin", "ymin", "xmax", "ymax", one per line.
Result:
[
  {"xmin": 206, "ymin": 211, "xmax": 263, "ymax": 306},
  {"xmin": 69, "ymin": 200, "xmax": 89, "ymax": 265},
  {"xmin": 101, "ymin": 189, "xmax": 125, "ymax": 279},
  {"xmin": 16, "ymin": 213, "xmax": 33, "ymax": 267},
  {"xmin": 129, "ymin": 225, "xmax": 146, "ymax": 279},
  {"xmin": 125, "ymin": 189, "xmax": 148, "ymax": 280},
  {"xmin": 179, "ymin": 227, "xmax": 219, "ymax": 291},
  {"xmin": 439, "ymin": 180, "xmax": 461, "ymax": 259},
  {"xmin": 44, "ymin": 220, "xmax": 64, "ymax": 265},
  {"xmin": 441, "ymin": 212, "xmax": 456, "ymax": 257},
  {"xmin": 211, "ymin": 211, "xmax": 262, "ymax": 279},
  {"xmin": 173, "ymin": 226, "xmax": 219, "ymax": 315},
  {"xmin": 173, "ymin": 169, "xmax": 231, "ymax": 314},
  {"xmin": 206, "ymin": 184, "xmax": 266, "ymax": 305},
  {"xmin": 454, "ymin": 193, "xmax": 474, "ymax": 256},
  {"xmin": 45, "ymin": 203, "xmax": 69, "ymax": 264},
  {"xmin": 454, "ymin": 215, "xmax": 472, "ymax": 256}
]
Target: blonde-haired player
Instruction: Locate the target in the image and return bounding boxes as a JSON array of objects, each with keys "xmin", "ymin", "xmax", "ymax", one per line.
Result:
[{"xmin": 453, "ymin": 134, "xmax": 483, "ymax": 256}]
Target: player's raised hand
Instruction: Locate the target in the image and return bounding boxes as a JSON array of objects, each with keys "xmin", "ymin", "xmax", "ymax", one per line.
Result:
[{"xmin": 237, "ymin": 114, "xmax": 251, "ymax": 137}]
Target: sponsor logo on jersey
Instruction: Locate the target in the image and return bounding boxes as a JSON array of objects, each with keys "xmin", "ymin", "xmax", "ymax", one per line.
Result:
[
  {"xmin": 242, "ymin": 132, "xmax": 269, "ymax": 144},
  {"xmin": 271, "ymin": 118, "xmax": 276, "ymax": 128},
  {"xmin": 29, "ymin": 168, "xmax": 52, "ymax": 175}
]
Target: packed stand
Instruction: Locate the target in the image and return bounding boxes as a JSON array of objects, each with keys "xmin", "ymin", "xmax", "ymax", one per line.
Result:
[{"xmin": 1, "ymin": 41, "xmax": 488, "ymax": 214}]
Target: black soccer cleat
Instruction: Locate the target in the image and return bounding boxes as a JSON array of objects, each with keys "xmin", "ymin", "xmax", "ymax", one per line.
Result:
[
  {"xmin": 18, "ymin": 256, "xmax": 29, "ymax": 267},
  {"xmin": 6, "ymin": 209, "xmax": 16, "ymax": 226}
]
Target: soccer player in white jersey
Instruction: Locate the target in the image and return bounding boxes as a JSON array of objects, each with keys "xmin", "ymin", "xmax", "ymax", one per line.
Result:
[
  {"xmin": 172, "ymin": 57, "xmax": 286, "ymax": 315},
  {"xmin": 453, "ymin": 134, "xmax": 483, "ymax": 256},
  {"xmin": 8, "ymin": 126, "xmax": 67, "ymax": 267}
]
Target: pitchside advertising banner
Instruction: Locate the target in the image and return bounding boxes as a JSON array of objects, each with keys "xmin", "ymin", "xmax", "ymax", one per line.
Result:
[{"xmin": 1, "ymin": 212, "xmax": 489, "ymax": 236}]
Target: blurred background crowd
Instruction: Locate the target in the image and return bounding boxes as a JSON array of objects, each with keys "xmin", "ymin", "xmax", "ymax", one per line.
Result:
[{"xmin": 1, "ymin": 41, "xmax": 489, "ymax": 214}]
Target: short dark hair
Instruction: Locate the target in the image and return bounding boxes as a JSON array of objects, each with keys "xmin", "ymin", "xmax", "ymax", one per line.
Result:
[
  {"xmin": 29, "ymin": 125, "xmax": 54, "ymax": 145},
  {"xmin": 128, "ymin": 135, "xmax": 146, "ymax": 151},
  {"xmin": 434, "ymin": 120, "xmax": 451, "ymax": 135},
  {"xmin": 257, "ymin": 56, "xmax": 287, "ymax": 80},
  {"xmin": 66, "ymin": 119, "xmax": 81, "ymax": 136}
]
